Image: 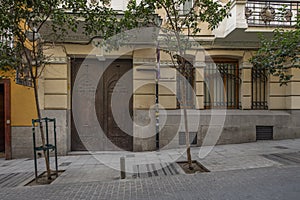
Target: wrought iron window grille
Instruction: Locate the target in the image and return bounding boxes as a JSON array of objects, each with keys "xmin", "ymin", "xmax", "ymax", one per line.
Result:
[
  {"xmin": 251, "ymin": 67, "xmax": 268, "ymax": 110},
  {"xmin": 176, "ymin": 58, "xmax": 196, "ymax": 109},
  {"xmin": 204, "ymin": 61, "xmax": 241, "ymax": 109}
]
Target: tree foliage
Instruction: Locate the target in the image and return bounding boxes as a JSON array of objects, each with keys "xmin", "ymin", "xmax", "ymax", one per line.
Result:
[
  {"xmin": 0, "ymin": 0, "xmax": 154, "ymax": 72},
  {"xmin": 250, "ymin": 10, "xmax": 300, "ymax": 85},
  {"xmin": 133, "ymin": 0, "xmax": 231, "ymax": 54}
]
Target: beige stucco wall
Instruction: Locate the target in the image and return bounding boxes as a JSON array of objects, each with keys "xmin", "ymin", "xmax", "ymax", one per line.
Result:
[
  {"xmin": 38, "ymin": 45, "xmax": 299, "ymax": 112},
  {"xmin": 41, "ymin": 46, "xmax": 69, "ymax": 110},
  {"xmin": 268, "ymin": 68, "xmax": 300, "ymax": 110},
  {"xmin": 128, "ymin": 47, "xmax": 298, "ymax": 111},
  {"xmin": 133, "ymin": 49, "xmax": 177, "ymax": 109},
  {"xmin": 288, "ymin": 68, "xmax": 300, "ymax": 109}
]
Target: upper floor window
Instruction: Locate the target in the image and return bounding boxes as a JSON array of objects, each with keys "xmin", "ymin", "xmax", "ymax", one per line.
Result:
[
  {"xmin": 110, "ymin": 0, "xmax": 130, "ymax": 11},
  {"xmin": 204, "ymin": 59, "xmax": 240, "ymax": 109},
  {"xmin": 89, "ymin": 0, "xmax": 136, "ymax": 11},
  {"xmin": 183, "ymin": 0, "xmax": 194, "ymax": 14}
]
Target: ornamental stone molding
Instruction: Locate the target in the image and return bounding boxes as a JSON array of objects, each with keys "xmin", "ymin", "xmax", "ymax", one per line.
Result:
[{"xmin": 46, "ymin": 57, "xmax": 68, "ymax": 64}]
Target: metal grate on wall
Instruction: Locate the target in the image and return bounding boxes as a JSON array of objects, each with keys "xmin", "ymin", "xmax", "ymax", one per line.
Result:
[
  {"xmin": 256, "ymin": 126, "xmax": 273, "ymax": 140},
  {"xmin": 252, "ymin": 67, "xmax": 268, "ymax": 109},
  {"xmin": 179, "ymin": 132, "xmax": 197, "ymax": 145}
]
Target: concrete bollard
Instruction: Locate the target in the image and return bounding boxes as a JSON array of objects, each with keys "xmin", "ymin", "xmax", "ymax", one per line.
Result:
[{"xmin": 120, "ymin": 156, "xmax": 126, "ymax": 179}]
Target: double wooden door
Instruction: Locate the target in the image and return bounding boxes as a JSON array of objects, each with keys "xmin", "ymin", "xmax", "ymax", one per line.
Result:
[{"xmin": 71, "ymin": 59, "xmax": 133, "ymax": 151}]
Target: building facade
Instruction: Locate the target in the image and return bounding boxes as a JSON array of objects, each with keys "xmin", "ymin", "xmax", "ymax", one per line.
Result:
[{"xmin": 1, "ymin": 0, "xmax": 300, "ymax": 158}]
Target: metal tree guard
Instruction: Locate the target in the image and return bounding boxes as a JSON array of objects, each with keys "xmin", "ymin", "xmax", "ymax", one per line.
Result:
[{"xmin": 32, "ymin": 117, "xmax": 58, "ymax": 182}]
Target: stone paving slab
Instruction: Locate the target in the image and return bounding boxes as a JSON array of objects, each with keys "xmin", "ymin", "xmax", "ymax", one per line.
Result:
[
  {"xmin": 263, "ymin": 151, "xmax": 300, "ymax": 165},
  {"xmin": 0, "ymin": 172, "xmax": 34, "ymax": 188},
  {"xmin": 127, "ymin": 162, "xmax": 184, "ymax": 179},
  {"xmin": 1, "ymin": 139, "xmax": 300, "ymax": 188},
  {"xmin": 52, "ymin": 164, "xmax": 120, "ymax": 184}
]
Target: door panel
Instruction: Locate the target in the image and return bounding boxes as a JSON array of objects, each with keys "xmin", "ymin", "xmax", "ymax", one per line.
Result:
[
  {"xmin": 71, "ymin": 58, "xmax": 87, "ymax": 151},
  {"xmin": 96, "ymin": 60, "xmax": 133, "ymax": 151}
]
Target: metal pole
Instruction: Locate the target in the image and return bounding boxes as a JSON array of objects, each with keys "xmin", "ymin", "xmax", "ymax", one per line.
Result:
[
  {"xmin": 155, "ymin": 45, "xmax": 160, "ymax": 149},
  {"xmin": 155, "ymin": 81, "xmax": 159, "ymax": 149},
  {"xmin": 45, "ymin": 118, "xmax": 50, "ymax": 164},
  {"xmin": 32, "ymin": 120, "xmax": 38, "ymax": 182},
  {"xmin": 53, "ymin": 118, "xmax": 58, "ymax": 177},
  {"xmin": 120, "ymin": 157, "xmax": 126, "ymax": 179}
]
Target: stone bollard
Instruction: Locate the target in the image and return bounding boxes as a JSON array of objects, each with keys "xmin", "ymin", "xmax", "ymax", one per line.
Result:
[{"xmin": 120, "ymin": 156, "xmax": 126, "ymax": 179}]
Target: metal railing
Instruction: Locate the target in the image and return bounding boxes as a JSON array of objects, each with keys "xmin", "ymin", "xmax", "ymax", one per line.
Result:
[
  {"xmin": 245, "ymin": 0, "xmax": 299, "ymax": 27},
  {"xmin": 251, "ymin": 67, "xmax": 268, "ymax": 110}
]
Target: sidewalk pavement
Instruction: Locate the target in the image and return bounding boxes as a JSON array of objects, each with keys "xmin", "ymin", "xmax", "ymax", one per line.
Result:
[
  {"xmin": 0, "ymin": 139, "xmax": 300, "ymax": 187},
  {"xmin": 1, "ymin": 164, "xmax": 300, "ymax": 200}
]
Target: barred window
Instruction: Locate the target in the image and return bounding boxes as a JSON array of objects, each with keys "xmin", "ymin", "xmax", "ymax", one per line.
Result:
[
  {"xmin": 204, "ymin": 60, "xmax": 240, "ymax": 109},
  {"xmin": 251, "ymin": 67, "xmax": 268, "ymax": 109}
]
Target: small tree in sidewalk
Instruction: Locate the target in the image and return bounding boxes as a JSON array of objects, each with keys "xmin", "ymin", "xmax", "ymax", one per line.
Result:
[
  {"xmin": 132, "ymin": 0, "xmax": 231, "ymax": 169},
  {"xmin": 0, "ymin": 0, "xmax": 155, "ymax": 180}
]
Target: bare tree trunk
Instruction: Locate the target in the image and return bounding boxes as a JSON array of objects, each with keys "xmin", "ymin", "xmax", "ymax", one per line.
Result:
[
  {"xmin": 32, "ymin": 76, "xmax": 52, "ymax": 180},
  {"xmin": 159, "ymin": 0, "xmax": 194, "ymax": 170},
  {"xmin": 180, "ymin": 73, "xmax": 193, "ymax": 169}
]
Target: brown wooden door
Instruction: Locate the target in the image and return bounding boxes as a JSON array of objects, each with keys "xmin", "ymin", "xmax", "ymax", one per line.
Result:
[
  {"xmin": 0, "ymin": 80, "xmax": 11, "ymax": 159},
  {"xmin": 0, "ymin": 84, "xmax": 4, "ymax": 153},
  {"xmin": 96, "ymin": 60, "xmax": 133, "ymax": 151},
  {"xmin": 71, "ymin": 58, "xmax": 133, "ymax": 151},
  {"xmin": 71, "ymin": 58, "xmax": 86, "ymax": 151}
]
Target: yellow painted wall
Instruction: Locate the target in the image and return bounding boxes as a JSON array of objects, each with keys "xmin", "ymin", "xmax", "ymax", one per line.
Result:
[
  {"xmin": 7, "ymin": 17, "xmax": 39, "ymax": 126},
  {"xmin": 11, "ymin": 82, "xmax": 37, "ymax": 126},
  {"xmin": 2, "ymin": 72, "xmax": 37, "ymax": 126},
  {"xmin": 0, "ymin": 71, "xmax": 37, "ymax": 126}
]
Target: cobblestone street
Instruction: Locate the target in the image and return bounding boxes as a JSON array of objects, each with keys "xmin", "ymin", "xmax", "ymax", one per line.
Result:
[
  {"xmin": 1, "ymin": 139, "xmax": 300, "ymax": 199},
  {"xmin": 0, "ymin": 165, "xmax": 299, "ymax": 200}
]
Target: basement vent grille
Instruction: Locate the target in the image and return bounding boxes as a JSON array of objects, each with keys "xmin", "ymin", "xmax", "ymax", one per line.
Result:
[{"xmin": 256, "ymin": 126, "xmax": 273, "ymax": 140}]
